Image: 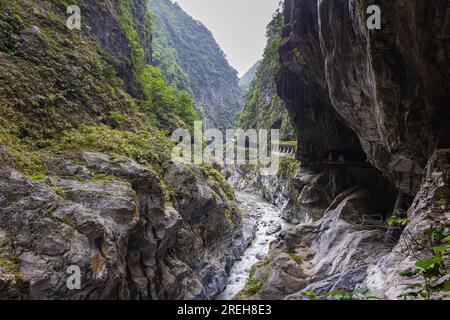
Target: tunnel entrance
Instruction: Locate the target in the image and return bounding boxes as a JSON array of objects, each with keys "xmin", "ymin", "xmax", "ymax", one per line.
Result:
[{"xmin": 321, "ymin": 148, "xmax": 368, "ymax": 167}]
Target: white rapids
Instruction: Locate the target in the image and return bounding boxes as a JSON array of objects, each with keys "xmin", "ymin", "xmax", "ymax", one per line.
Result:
[{"xmin": 216, "ymin": 191, "xmax": 289, "ymax": 300}]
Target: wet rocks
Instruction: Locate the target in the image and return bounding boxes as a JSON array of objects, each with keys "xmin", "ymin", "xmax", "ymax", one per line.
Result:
[
  {"xmin": 230, "ymin": 0, "xmax": 450, "ymax": 300},
  {"xmin": 217, "ymin": 192, "xmax": 289, "ymax": 300},
  {"xmin": 256, "ymin": 254, "xmax": 266, "ymax": 261},
  {"xmin": 362, "ymin": 148, "xmax": 450, "ymax": 299},
  {"xmin": 265, "ymin": 223, "xmax": 281, "ymax": 236},
  {"xmin": 241, "ymin": 186, "xmax": 391, "ymax": 299}
]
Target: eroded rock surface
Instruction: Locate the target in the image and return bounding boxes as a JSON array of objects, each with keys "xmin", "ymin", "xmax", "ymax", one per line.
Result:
[
  {"xmin": 231, "ymin": 0, "xmax": 450, "ymax": 300},
  {"xmin": 0, "ymin": 152, "xmax": 244, "ymax": 299},
  {"xmin": 279, "ymin": 0, "xmax": 449, "ymax": 195}
]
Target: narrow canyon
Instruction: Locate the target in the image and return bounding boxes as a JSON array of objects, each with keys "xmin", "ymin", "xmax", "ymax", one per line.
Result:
[{"xmin": 0, "ymin": 0, "xmax": 449, "ymax": 300}]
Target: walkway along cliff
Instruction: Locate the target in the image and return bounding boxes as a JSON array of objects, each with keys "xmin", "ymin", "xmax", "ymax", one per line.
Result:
[{"xmin": 0, "ymin": 0, "xmax": 448, "ymax": 300}]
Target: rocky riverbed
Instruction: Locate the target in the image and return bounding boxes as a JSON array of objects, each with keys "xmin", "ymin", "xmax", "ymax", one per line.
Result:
[{"xmin": 216, "ymin": 191, "xmax": 289, "ymax": 300}]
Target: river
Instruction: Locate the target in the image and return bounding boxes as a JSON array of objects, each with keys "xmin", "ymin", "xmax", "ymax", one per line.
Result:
[{"xmin": 216, "ymin": 191, "xmax": 289, "ymax": 300}]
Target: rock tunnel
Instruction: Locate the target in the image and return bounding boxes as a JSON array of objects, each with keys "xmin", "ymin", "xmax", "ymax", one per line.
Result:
[{"xmin": 321, "ymin": 148, "xmax": 368, "ymax": 166}]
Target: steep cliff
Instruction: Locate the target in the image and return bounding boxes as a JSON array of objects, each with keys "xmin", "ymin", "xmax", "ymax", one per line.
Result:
[
  {"xmin": 232, "ymin": 0, "xmax": 449, "ymax": 300},
  {"xmin": 0, "ymin": 0, "xmax": 243, "ymax": 299},
  {"xmin": 278, "ymin": 0, "xmax": 449, "ymax": 194},
  {"xmin": 237, "ymin": 12, "xmax": 296, "ymax": 141},
  {"xmin": 239, "ymin": 61, "xmax": 260, "ymax": 91},
  {"xmin": 149, "ymin": 0, "xmax": 243, "ymax": 130}
]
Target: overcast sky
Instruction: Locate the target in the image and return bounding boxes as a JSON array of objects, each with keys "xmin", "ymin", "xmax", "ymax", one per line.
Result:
[{"xmin": 174, "ymin": 0, "xmax": 282, "ymax": 76}]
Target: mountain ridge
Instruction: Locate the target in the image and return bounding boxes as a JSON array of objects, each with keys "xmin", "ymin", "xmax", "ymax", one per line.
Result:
[
  {"xmin": 239, "ymin": 60, "xmax": 261, "ymax": 91},
  {"xmin": 149, "ymin": 0, "xmax": 243, "ymax": 130}
]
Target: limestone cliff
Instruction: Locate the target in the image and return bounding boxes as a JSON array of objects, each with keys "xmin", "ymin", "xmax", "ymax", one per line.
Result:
[
  {"xmin": 232, "ymin": 0, "xmax": 449, "ymax": 300},
  {"xmin": 0, "ymin": 0, "xmax": 243, "ymax": 299}
]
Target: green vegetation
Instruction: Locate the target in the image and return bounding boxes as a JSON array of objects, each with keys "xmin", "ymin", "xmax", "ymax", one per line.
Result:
[
  {"xmin": 56, "ymin": 124, "xmax": 168, "ymax": 166},
  {"xmin": 0, "ymin": 0, "xmax": 199, "ymax": 177},
  {"xmin": 106, "ymin": 111, "xmax": 126, "ymax": 129},
  {"xmin": 0, "ymin": 237, "xmax": 22, "ymax": 278},
  {"xmin": 0, "ymin": 0, "xmax": 241, "ymax": 232},
  {"xmin": 304, "ymin": 287, "xmax": 377, "ymax": 300},
  {"xmin": 280, "ymin": 157, "xmax": 301, "ymax": 173},
  {"xmin": 304, "ymin": 291, "xmax": 318, "ymax": 300},
  {"xmin": 224, "ymin": 207, "xmax": 240, "ymax": 224},
  {"xmin": 90, "ymin": 173, "xmax": 119, "ymax": 183},
  {"xmin": 0, "ymin": 1, "xmax": 134, "ymax": 144},
  {"xmin": 118, "ymin": 0, "xmax": 199, "ymax": 128},
  {"xmin": 434, "ymin": 198, "xmax": 448, "ymax": 209},
  {"xmin": 244, "ymin": 277, "xmax": 266, "ymax": 296},
  {"xmin": 398, "ymin": 226, "xmax": 450, "ymax": 300},
  {"xmin": 241, "ymin": 258, "xmax": 271, "ymax": 296},
  {"xmin": 149, "ymin": 0, "xmax": 242, "ymax": 130},
  {"xmin": 237, "ymin": 10, "xmax": 296, "ymax": 141},
  {"xmin": 138, "ymin": 65, "xmax": 199, "ymax": 127},
  {"xmin": 288, "ymin": 252, "xmax": 302, "ymax": 265},
  {"xmin": 153, "ymin": 43, "xmax": 192, "ymax": 93},
  {"xmin": 201, "ymin": 164, "xmax": 235, "ymax": 200},
  {"xmin": 29, "ymin": 173, "xmax": 48, "ymax": 182},
  {"xmin": 387, "ymin": 215, "xmax": 411, "ymax": 227},
  {"xmin": 118, "ymin": 0, "xmax": 146, "ymax": 73},
  {"xmin": 305, "ymin": 254, "xmax": 315, "ymax": 261},
  {"xmin": 49, "ymin": 183, "xmax": 67, "ymax": 199},
  {"xmin": 0, "ymin": 257, "xmax": 21, "ymax": 278},
  {"xmin": 326, "ymin": 288, "xmax": 375, "ymax": 300},
  {"xmin": 387, "ymin": 215, "xmax": 450, "ymax": 300}
]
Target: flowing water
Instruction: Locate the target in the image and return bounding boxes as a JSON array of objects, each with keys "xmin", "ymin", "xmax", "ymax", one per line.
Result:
[{"xmin": 216, "ymin": 191, "xmax": 289, "ymax": 300}]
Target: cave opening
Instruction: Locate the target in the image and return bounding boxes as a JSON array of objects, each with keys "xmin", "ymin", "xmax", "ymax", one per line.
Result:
[{"xmin": 321, "ymin": 148, "xmax": 368, "ymax": 166}]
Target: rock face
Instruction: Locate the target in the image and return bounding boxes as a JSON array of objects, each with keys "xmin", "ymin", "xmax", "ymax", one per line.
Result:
[
  {"xmin": 252, "ymin": 187, "xmax": 391, "ymax": 300},
  {"xmin": 363, "ymin": 149, "xmax": 450, "ymax": 298},
  {"xmin": 237, "ymin": 12, "xmax": 296, "ymax": 141},
  {"xmin": 232, "ymin": 0, "xmax": 450, "ymax": 300},
  {"xmin": 277, "ymin": 0, "xmax": 362, "ymax": 164},
  {"xmin": 228, "ymin": 161, "xmax": 396, "ymax": 225},
  {"xmin": 83, "ymin": 0, "xmax": 153, "ymax": 99},
  {"xmin": 239, "ymin": 61, "xmax": 261, "ymax": 91},
  {"xmin": 232, "ymin": 149, "xmax": 449, "ymax": 299},
  {"xmin": 0, "ymin": 0, "xmax": 246, "ymax": 300},
  {"xmin": 0, "ymin": 152, "xmax": 244, "ymax": 299},
  {"xmin": 279, "ymin": 0, "xmax": 450, "ymax": 194},
  {"xmin": 318, "ymin": 0, "xmax": 450, "ymax": 195}
]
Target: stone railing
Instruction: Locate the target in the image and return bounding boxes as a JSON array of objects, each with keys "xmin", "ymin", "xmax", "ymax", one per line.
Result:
[{"xmin": 272, "ymin": 142, "xmax": 297, "ymax": 158}]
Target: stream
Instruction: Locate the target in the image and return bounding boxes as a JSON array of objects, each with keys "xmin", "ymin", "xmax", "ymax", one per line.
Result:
[{"xmin": 216, "ymin": 191, "xmax": 290, "ymax": 300}]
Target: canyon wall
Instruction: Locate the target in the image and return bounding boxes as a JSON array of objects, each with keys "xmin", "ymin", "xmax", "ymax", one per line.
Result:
[
  {"xmin": 149, "ymin": 0, "xmax": 243, "ymax": 131},
  {"xmin": 279, "ymin": 0, "xmax": 449, "ymax": 194},
  {"xmin": 232, "ymin": 0, "xmax": 449, "ymax": 299},
  {"xmin": 237, "ymin": 12, "xmax": 296, "ymax": 141},
  {"xmin": 0, "ymin": 0, "xmax": 243, "ymax": 299}
]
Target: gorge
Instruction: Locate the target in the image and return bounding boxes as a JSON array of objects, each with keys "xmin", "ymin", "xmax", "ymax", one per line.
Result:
[{"xmin": 0, "ymin": 0, "xmax": 449, "ymax": 301}]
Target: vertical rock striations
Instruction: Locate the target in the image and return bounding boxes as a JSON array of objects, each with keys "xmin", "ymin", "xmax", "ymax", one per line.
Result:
[
  {"xmin": 317, "ymin": 0, "xmax": 450, "ymax": 195},
  {"xmin": 0, "ymin": 0, "xmax": 244, "ymax": 299},
  {"xmin": 241, "ymin": 0, "xmax": 450, "ymax": 299},
  {"xmin": 277, "ymin": 0, "xmax": 363, "ymax": 163}
]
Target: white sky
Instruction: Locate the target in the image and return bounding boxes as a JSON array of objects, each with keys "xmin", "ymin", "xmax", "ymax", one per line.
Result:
[{"xmin": 174, "ymin": 0, "xmax": 282, "ymax": 76}]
